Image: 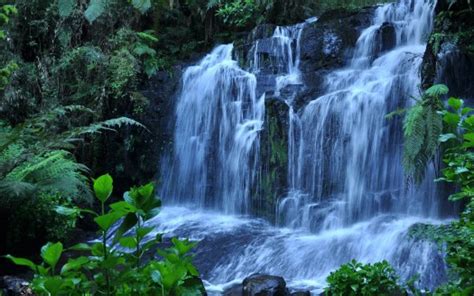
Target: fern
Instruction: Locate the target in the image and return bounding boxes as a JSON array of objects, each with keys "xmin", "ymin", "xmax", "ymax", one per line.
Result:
[
  {"xmin": 0, "ymin": 106, "xmax": 146, "ymax": 202},
  {"xmin": 402, "ymin": 85, "xmax": 445, "ymax": 183}
]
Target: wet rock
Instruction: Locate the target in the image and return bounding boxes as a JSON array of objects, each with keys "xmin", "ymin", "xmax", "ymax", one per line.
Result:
[
  {"xmin": 242, "ymin": 274, "xmax": 288, "ymax": 296},
  {"xmin": 296, "ymin": 7, "xmax": 374, "ymax": 110},
  {"xmin": 224, "ymin": 284, "xmax": 244, "ymax": 296},
  {"xmin": 254, "ymin": 98, "xmax": 289, "ymax": 222},
  {"xmin": 421, "ymin": 2, "xmax": 474, "ymax": 98},
  {"xmin": 378, "ymin": 22, "xmax": 396, "ymax": 53},
  {"xmin": 290, "ymin": 291, "xmax": 311, "ymax": 296},
  {"xmin": 0, "ymin": 276, "xmax": 32, "ymax": 296}
]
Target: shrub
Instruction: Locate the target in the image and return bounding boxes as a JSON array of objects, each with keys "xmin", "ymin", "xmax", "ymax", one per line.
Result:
[
  {"xmin": 5, "ymin": 174, "xmax": 204, "ymax": 295},
  {"xmin": 325, "ymin": 260, "xmax": 404, "ymax": 296}
]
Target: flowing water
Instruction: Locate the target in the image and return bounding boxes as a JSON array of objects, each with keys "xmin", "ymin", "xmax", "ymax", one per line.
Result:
[{"xmin": 157, "ymin": 0, "xmax": 452, "ymax": 293}]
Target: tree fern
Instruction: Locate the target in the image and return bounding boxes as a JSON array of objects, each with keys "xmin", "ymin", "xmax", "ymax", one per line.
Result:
[
  {"xmin": 402, "ymin": 85, "xmax": 445, "ymax": 183},
  {"xmin": 1, "ymin": 106, "xmax": 146, "ymax": 202}
]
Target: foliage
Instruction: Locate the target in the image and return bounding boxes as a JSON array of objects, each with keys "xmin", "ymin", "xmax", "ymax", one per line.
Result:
[
  {"xmin": 401, "ymin": 85, "xmax": 474, "ymax": 295},
  {"xmin": 5, "ymin": 174, "xmax": 203, "ymax": 295},
  {"xmin": 402, "ymin": 84, "xmax": 445, "ymax": 183},
  {"xmin": 0, "ymin": 4, "xmax": 18, "ymax": 89},
  {"xmin": 325, "ymin": 259, "xmax": 404, "ymax": 296},
  {"xmin": 3, "ymin": 192, "xmax": 77, "ymax": 250}
]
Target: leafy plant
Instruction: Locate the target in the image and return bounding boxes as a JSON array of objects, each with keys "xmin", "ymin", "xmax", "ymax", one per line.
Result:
[
  {"xmin": 325, "ymin": 259, "xmax": 404, "ymax": 295},
  {"xmin": 5, "ymin": 174, "xmax": 204, "ymax": 295}
]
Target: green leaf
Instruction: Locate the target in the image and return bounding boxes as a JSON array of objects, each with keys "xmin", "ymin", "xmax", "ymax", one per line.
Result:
[
  {"xmin": 439, "ymin": 133, "xmax": 457, "ymax": 143},
  {"xmin": 443, "ymin": 112, "xmax": 460, "ymax": 126},
  {"xmin": 119, "ymin": 237, "xmax": 137, "ymax": 249},
  {"xmin": 171, "ymin": 238, "xmax": 196, "ymax": 256},
  {"xmin": 58, "ymin": 0, "xmax": 75, "ymax": 17},
  {"xmin": 447, "ymin": 97, "xmax": 462, "ymax": 111},
  {"xmin": 61, "ymin": 257, "xmax": 89, "ymax": 274},
  {"xmin": 137, "ymin": 226, "xmax": 154, "ymax": 240},
  {"xmin": 68, "ymin": 243, "xmax": 91, "ymax": 251},
  {"xmin": 131, "ymin": 0, "xmax": 151, "ymax": 13},
  {"xmin": 425, "ymin": 84, "xmax": 449, "ymax": 97},
  {"xmin": 4, "ymin": 255, "xmax": 36, "ymax": 271},
  {"xmin": 461, "ymin": 107, "xmax": 473, "ymax": 115},
  {"xmin": 110, "ymin": 201, "xmax": 137, "ymax": 214},
  {"xmin": 41, "ymin": 242, "xmax": 63, "ymax": 268},
  {"xmin": 84, "ymin": 0, "xmax": 106, "ymax": 24},
  {"xmin": 93, "ymin": 174, "xmax": 113, "ymax": 203},
  {"xmin": 94, "ymin": 212, "xmax": 124, "ymax": 231}
]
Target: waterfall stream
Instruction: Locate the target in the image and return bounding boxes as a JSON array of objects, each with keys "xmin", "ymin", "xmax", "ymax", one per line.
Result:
[{"xmin": 156, "ymin": 0, "xmax": 452, "ymax": 294}]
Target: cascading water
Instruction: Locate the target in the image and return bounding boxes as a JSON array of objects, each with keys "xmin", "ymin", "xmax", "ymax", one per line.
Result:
[
  {"xmin": 156, "ymin": 0, "xmax": 452, "ymax": 294},
  {"xmin": 160, "ymin": 44, "xmax": 264, "ymax": 214}
]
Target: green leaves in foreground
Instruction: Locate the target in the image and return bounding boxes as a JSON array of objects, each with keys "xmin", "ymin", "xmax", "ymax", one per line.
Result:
[
  {"xmin": 325, "ymin": 260, "xmax": 403, "ymax": 295},
  {"xmin": 6, "ymin": 173, "xmax": 202, "ymax": 295}
]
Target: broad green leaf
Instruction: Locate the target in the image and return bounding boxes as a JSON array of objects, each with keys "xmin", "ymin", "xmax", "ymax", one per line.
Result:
[
  {"xmin": 119, "ymin": 237, "xmax": 137, "ymax": 249},
  {"xmin": 171, "ymin": 238, "xmax": 196, "ymax": 256},
  {"xmin": 94, "ymin": 212, "xmax": 124, "ymax": 231},
  {"xmin": 93, "ymin": 174, "xmax": 113, "ymax": 203},
  {"xmin": 137, "ymin": 226, "xmax": 154, "ymax": 240},
  {"xmin": 462, "ymin": 107, "xmax": 474, "ymax": 115},
  {"xmin": 68, "ymin": 243, "xmax": 91, "ymax": 251},
  {"xmin": 110, "ymin": 201, "xmax": 137, "ymax": 214},
  {"xmin": 58, "ymin": 0, "xmax": 75, "ymax": 17},
  {"xmin": 131, "ymin": 0, "xmax": 151, "ymax": 13},
  {"xmin": 61, "ymin": 257, "xmax": 89, "ymax": 274},
  {"xmin": 5, "ymin": 255, "xmax": 36, "ymax": 270},
  {"xmin": 447, "ymin": 97, "xmax": 462, "ymax": 111},
  {"xmin": 425, "ymin": 84, "xmax": 449, "ymax": 97},
  {"xmin": 463, "ymin": 115, "xmax": 474, "ymax": 129},
  {"xmin": 41, "ymin": 242, "xmax": 63, "ymax": 268},
  {"xmin": 443, "ymin": 112, "xmax": 460, "ymax": 126},
  {"xmin": 84, "ymin": 0, "xmax": 106, "ymax": 24}
]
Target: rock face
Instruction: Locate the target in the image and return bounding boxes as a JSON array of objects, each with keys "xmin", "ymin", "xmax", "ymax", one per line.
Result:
[
  {"xmin": 421, "ymin": 0, "xmax": 474, "ymax": 98},
  {"xmin": 242, "ymin": 274, "xmax": 288, "ymax": 296},
  {"xmin": 295, "ymin": 7, "xmax": 374, "ymax": 109},
  {"xmin": 377, "ymin": 22, "xmax": 396, "ymax": 53}
]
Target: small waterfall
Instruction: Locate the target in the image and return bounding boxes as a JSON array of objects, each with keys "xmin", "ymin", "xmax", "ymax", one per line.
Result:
[
  {"xmin": 156, "ymin": 0, "xmax": 450, "ymax": 293},
  {"xmin": 279, "ymin": 0, "xmax": 439, "ymax": 230},
  {"xmin": 162, "ymin": 23, "xmax": 308, "ymax": 214}
]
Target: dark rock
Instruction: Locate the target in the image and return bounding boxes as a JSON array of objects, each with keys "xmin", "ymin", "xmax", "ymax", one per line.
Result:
[
  {"xmin": 242, "ymin": 274, "xmax": 288, "ymax": 296},
  {"xmin": 296, "ymin": 7, "xmax": 374, "ymax": 110},
  {"xmin": 0, "ymin": 276, "xmax": 32, "ymax": 296},
  {"xmin": 253, "ymin": 98, "xmax": 289, "ymax": 222},
  {"xmin": 290, "ymin": 291, "xmax": 311, "ymax": 296},
  {"xmin": 378, "ymin": 22, "xmax": 396, "ymax": 53},
  {"xmin": 421, "ymin": 3, "xmax": 474, "ymax": 99},
  {"xmin": 224, "ymin": 284, "xmax": 244, "ymax": 296}
]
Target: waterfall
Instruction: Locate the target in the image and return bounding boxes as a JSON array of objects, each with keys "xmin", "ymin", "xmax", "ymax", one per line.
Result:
[
  {"xmin": 156, "ymin": 0, "xmax": 450, "ymax": 293},
  {"xmin": 279, "ymin": 0, "xmax": 439, "ymax": 230},
  {"xmin": 161, "ymin": 44, "xmax": 264, "ymax": 214}
]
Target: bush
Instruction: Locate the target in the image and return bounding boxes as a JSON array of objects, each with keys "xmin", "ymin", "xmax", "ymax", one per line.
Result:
[
  {"xmin": 325, "ymin": 260, "xmax": 404, "ymax": 296},
  {"xmin": 6, "ymin": 174, "xmax": 204, "ymax": 295}
]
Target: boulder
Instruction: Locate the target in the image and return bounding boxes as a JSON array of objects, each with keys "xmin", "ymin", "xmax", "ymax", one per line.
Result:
[
  {"xmin": 243, "ymin": 274, "xmax": 288, "ymax": 296},
  {"xmin": 0, "ymin": 276, "xmax": 33, "ymax": 296},
  {"xmin": 224, "ymin": 284, "xmax": 244, "ymax": 296},
  {"xmin": 378, "ymin": 22, "xmax": 396, "ymax": 53}
]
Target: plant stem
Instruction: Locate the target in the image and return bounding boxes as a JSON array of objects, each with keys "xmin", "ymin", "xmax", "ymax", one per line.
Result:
[
  {"xmin": 101, "ymin": 202, "xmax": 111, "ymax": 296},
  {"xmin": 136, "ymin": 217, "xmax": 141, "ymax": 269}
]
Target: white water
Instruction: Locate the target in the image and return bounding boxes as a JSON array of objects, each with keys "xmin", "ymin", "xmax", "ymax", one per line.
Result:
[{"xmin": 157, "ymin": 0, "xmax": 450, "ymax": 294}]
